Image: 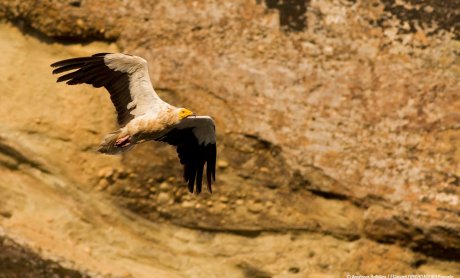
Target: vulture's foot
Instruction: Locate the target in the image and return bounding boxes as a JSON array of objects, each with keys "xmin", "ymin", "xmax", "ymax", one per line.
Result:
[{"xmin": 115, "ymin": 135, "xmax": 131, "ymax": 147}]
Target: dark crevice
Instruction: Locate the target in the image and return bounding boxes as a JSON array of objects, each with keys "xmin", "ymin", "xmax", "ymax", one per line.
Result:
[
  {"xmin": 238, "ymin": 262, "xmax": 272, "ymax": 278},
  {"xmin": 175, "ymin": 222, "xmax": 361, "ymax": 242},
  {"xmin": 379, "ymin": 0, "xmax": 460, "ymax": 40},
  {"xmin": 410, "ymin": 258, "xmax": 427, "ymax": 268},
  {"xmin": 5, "ymin": 18, "xmax": 117, "ymax": 45},
  {"xmin": 0, "ymin": 237, "xmax": 88, "ymax": 278},
  {"xmin": 308, "ymin": 189, "xmax": 349, "ymax": 201},
  {"xmin": 0, "ymin": 140, "xmax": 49, "ymax": 174},
  {"xmin": 260, "ymin": 0, "xmax": 309, "ymax": 31},
  {"xmin": 175, "ymin": 224, "xmax": 263, "ymax": 238},
  {"xmin": 69, "ymin": 0, "xmax": 82, "ymax": 8},
  {"xmin": 242, "ymin": 134, "xmax": 275, "ymax": 150},
  {"xmin": 411, "ymin": 242, "xmax": 460, "ymax": 262}
]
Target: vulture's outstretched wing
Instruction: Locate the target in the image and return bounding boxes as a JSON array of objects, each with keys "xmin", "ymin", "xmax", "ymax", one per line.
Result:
[
  {"xmin": 51, "ymin": 53, "xmax": 167, "ymax": 127},
  {"xmin": 156, "ymin": 116, "xmax": 216, "ymax": 193}
]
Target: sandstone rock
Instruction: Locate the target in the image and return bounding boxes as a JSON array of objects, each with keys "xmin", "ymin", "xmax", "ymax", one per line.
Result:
[
  {"xmin": 259, "ymin": 167, "xmax": 269, "ymax": 173},
  {"xmin": 98, "ymin": 167, "xmax": 115, "ymax": 179},
  {"xmin": 157, "ymin": 192, "xmax": 170, "ymax": 204},
  {"xmin": 181, "ymin": 201, "xmax": 194, "ymax": 208},
  {"xmin": 217, "ymin": 160, "xmax": 229, "ymax": 169},
  {"xmin": 247, "ymin": 202, "xmax": 264, "ymax": 214},
  {"xmin": 0, "ymin": 0, "xmax": 459, "ymax": 276},
  {"xmin": 97, "ymin": 179, "xmax": 109, "ymax": 191},
  {"xmin": 159, "ymin": 182, "xmax": 170, "ymax": 191}
]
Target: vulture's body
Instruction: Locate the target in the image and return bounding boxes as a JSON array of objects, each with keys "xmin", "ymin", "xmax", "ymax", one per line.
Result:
[{"xmin": 51, "ymin": 53, "xmax": 216, "ymax": 193}]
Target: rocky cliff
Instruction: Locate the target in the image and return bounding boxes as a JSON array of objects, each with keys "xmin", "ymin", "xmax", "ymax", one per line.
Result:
[{"xmin": 0, "ymin": 0, "xmax": 459, "ymax": 277}]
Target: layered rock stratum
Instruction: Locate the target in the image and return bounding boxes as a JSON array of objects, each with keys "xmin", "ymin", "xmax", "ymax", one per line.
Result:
[{"xmin": 0, "ymin": 0, "xmax": 459, "ymax": 277}]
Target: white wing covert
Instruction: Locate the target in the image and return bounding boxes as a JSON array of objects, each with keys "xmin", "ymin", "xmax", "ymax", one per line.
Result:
[{"xmin": 51, "ymin": 53, "xmax": 168, "ymax": 127}]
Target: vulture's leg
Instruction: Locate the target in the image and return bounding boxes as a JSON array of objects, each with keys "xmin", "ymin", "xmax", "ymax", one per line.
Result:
[{"xmin": 115, "ymin": 135, "xmax": 131, "ymax": 147}]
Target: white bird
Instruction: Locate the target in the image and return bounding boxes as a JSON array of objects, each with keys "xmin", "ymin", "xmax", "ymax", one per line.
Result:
[{"xmin": 51, "ymin": 53, "xmax": 216, "ymax": 193}]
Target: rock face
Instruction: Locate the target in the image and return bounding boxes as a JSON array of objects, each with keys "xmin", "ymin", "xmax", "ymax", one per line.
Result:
[
  {"xmin": 0, "ymin": 0, "xmax": 459, "ymax": 277},
  {"xmin": 0, "ymin": 236, "xmax": 87, "ymax": 278}
]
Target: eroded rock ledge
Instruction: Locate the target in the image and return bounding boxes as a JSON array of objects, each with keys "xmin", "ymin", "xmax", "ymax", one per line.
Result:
[{"xmin": 0, "ymin": 236, "xmax": 87, "ymax": 278}]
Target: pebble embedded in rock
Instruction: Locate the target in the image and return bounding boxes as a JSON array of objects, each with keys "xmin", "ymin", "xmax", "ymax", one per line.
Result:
[
  {"xmin": 83, "ymin": 246, "xmax": 92, "ymax": 255},
  {"xmin": 159, "ymin": 182, "xmax": 170, "ymax": 191},
  {"xmin": 98, "ymin": 167, "xmax": 114, "ymax": 179},
  {"xmin": 216, "ymin": 203, "xmax": 227, "ymax": 211},
  {"xmin": 157, "ymin": 192, "xmax": 170, "ymax": 204},
  {"xmin": 260, "ymin": 167, "xmax": 269, "ymax": 173},
  {"xmin": 97, "ymin": 179, "xmax": 109, "ymax": 191},
  {"xmin": 181, "ymin": 201, "xmax": 194, "ymax": 208},
  {"xmin": 248, "ymin": 202, "xmax": 264, "ymax": 213},
  {"xmin": 76, "ymin": 18, "xmax": 84, "ymax": 27},
  {"xmin": 217, "ymin": 160, "xmax": 229, "ymax": 169},
  {"xmin": 323, "ymin": 46, "xmax": 334, "ymax": 56}
]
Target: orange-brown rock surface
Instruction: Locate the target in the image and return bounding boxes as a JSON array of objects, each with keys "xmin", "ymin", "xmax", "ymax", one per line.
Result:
[{"xmin": 0, "ymin": 0, "xmax": 459, "ymax": 277}]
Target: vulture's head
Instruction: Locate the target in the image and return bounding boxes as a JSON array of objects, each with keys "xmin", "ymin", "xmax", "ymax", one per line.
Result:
[{"xmin": 177, "ymin": 108, "xmax": 194, "ymax": 120}]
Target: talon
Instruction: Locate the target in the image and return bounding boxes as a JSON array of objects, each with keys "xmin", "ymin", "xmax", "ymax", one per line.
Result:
[{"xmin": 115, "ymin": 135, "xmax": 131, "ymax": 147}]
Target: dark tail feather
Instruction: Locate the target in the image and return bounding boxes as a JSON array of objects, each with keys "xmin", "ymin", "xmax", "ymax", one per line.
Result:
[{"xmin": 98, "ymin": 130, "xmax": 132, "ymax": 155}]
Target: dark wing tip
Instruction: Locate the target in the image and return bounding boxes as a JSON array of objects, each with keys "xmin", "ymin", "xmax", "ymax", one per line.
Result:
[
  {"xmin": 50, "ymin": 55, "xmax": 108, "ymax": 69},
  {"xmin": 51, "ymin": 67, "xmax": 63, "ymax": 74},
  {"xmin": 156, "ymin": 121, "xmax": 216, "ymax": 194},
  {"xmin": 182, "ymin": 144, "xmax": 215, "ymax": 194},
  {"xmin": 186, "ymin": 179, "xmax": 193, "ymax": 193},
  {"xmin": 92, "ymin": 52, "xmax": 112, "ymax": 57},
  {"xmin": 195, "ymin": 160, "xmax": 205, "ymax": 194},
  {"xmin": 50, "ymin": 61, "xmax": 62, "ymax": 68},
  {"xmin": 206, "ymin": 143, "xmax": 216, "ymax": 193}
]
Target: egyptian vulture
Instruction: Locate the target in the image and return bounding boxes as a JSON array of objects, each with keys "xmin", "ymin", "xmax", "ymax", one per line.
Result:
[{"xmin": 51, "ymin": 53, "xmax": 216, "ymax": 194}]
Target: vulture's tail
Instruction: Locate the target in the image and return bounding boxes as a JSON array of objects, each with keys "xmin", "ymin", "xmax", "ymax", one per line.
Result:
[{"xmin": 98, "ymin": 130, "xmax": 133, "ymax": 155}]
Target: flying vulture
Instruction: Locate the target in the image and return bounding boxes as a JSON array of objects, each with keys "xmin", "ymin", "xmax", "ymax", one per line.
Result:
[{"xmin": 51, "ymin": 53, "xmax": 216, "ymax": 193}]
